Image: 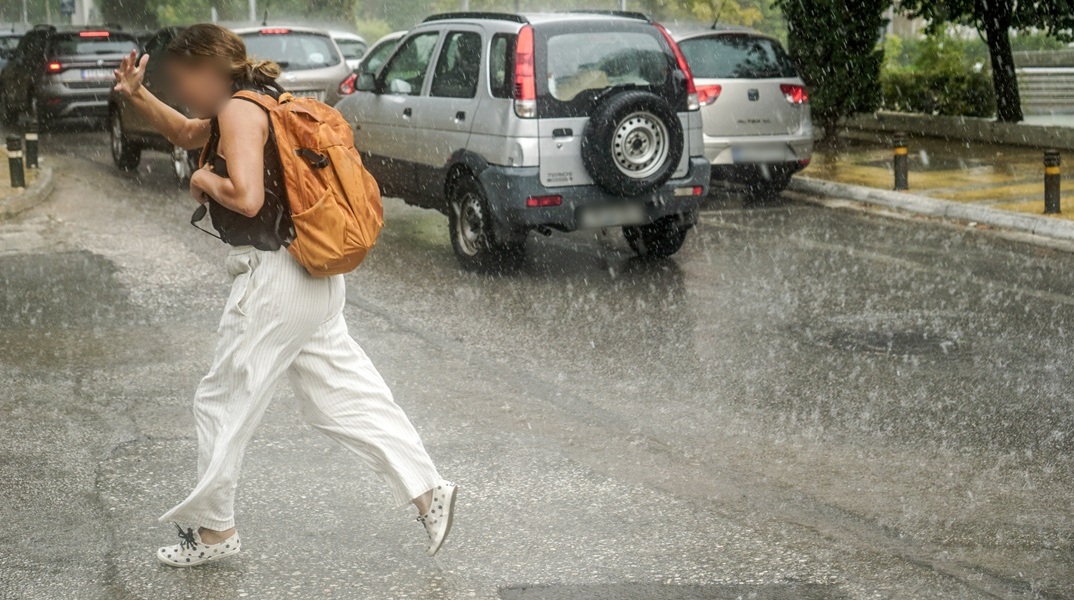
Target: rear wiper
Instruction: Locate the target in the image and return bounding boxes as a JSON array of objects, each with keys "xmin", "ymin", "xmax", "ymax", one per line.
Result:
[{"xmin": 275, "ymin": 61, "xmax": 291, "ymax": 68}]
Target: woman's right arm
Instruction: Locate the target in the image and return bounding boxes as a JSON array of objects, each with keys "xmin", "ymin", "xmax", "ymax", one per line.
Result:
[{"xmin": 113, "ymin": 50, "xmax": 210, "ymax": 150}]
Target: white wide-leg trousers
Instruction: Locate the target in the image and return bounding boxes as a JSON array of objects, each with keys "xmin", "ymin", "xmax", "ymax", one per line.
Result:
[{"xmin": 159, "ymin": 246, "xmax": 441, "ymax": 530}]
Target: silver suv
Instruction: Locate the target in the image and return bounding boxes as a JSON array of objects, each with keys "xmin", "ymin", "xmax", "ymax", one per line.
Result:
[{"xmin": 336, "ymin": 11, "xmax": 710, "ymax": 270}]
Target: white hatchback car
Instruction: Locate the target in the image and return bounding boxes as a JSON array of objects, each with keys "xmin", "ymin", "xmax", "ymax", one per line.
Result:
[{"xmin": 675, "ymin": 27, "xmax": 813, "ymax": 194}]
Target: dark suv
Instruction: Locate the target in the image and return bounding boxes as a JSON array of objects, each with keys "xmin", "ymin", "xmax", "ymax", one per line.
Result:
[
  {"xmin": 336, "ymin": 12, "xmax": 710, "ymax": 270},
  {"xmin": 109, "ymin": 27, "xmax": 200, "ymax": 183},
  {"xmin": 0, "ymin": 25, "xmax": 139, "ymax": 126}
]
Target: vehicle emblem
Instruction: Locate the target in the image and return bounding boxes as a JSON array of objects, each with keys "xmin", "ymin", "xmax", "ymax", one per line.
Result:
[
  {"xmin": 747, "ymin": 89, "xmax": 759, "ymax": 101},
  {"xmin": 97, "ymin": 59, "xmax": 104, "ymax": 67},
  {"xmin": 284, "ymin": 74, "xmax": 297, "ymax": 82}
]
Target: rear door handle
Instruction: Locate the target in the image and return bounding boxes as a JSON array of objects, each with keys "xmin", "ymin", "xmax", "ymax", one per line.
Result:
[
  {"xmin": 455, "ymin": 111, "xmax": 466, "ymax": 121},
  {"xmin": 402, "ymin": 107, "xmax": 412, "ymax": 118}
]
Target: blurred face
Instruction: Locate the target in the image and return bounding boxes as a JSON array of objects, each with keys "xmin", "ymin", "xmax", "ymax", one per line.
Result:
[{"xmin": 166, "ymin": 59, "xmax": 233, "ymax": 118}]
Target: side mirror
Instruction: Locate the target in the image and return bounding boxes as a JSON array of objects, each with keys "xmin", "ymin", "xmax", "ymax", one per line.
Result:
[{"xmin": 355, "ymin": 71, "xmax": 377, "ymax": 93}]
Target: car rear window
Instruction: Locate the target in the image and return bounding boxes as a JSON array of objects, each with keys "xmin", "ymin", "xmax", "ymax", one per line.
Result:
[
  {"xmin": 241, "ymin": 31, "xmax": 341, "ymax": 71},
  {"xmin": 0, "ymin": 36, "xmax": 19, "ymax": 52},
  {"xmin": 544, "ymin": 31, "xmax": 670, "ymax": 102},
  {"xmin": 678, "ymin": 34, "xmax": 797, "ymax": 79},
  {"xmin": 50, "ymin": 33, "xmax": 138, "ymax": 56},
  {"xmin": 335, "ymin": 38, "xmax": 366, "ymax": 61}
]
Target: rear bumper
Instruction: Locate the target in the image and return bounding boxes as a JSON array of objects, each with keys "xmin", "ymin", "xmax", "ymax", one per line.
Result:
[
  {"xmin": 478, "ymin": 156, "xmax": 711, "ymax": 238},
  {"xmin": 37, "ymin": 85, "xmax": 110, "ymax": 119},
  {"xmin": 704, "ymin": 131, "xmax": 814, "ymax": 166}
]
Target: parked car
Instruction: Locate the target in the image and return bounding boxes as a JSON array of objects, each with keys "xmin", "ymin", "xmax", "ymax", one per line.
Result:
[
  {"xmin": 330, "ymin": 31, "xmax": 367, "ymax": 71},
  {"xmin": 674, "ymin": 26, "xmax": 813, "ymax": 194},
  {"xmin": 337, "ymin": 30, "xmax": 404, "ymax": 96},
  {"xmin": 108, "ymin": 26, "xmax": 201, "ymax": 183},
  {"xmin": 0, "ymin": 31, "xmax": 22, "ymax": 71},
  {"xmin": 234, "ymin": 26, "xmax": 349, "ymax": 106},
  {"xmin": 336, "ymin": 12, "xmax": 709, "ymax": 270},
  {"xmin": 0, "ymin": 25, "xmax": 139, "ymax": 126}
]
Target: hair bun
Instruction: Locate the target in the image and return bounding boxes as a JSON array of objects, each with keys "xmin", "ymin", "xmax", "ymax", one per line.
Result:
[{"xmin": 246, "ymin": 58, "xmax": 281, "ymax": 84}]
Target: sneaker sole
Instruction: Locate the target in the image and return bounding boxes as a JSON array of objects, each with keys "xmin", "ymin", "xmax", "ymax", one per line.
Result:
[
  {"xmin": 427, "ymin": 484, "xmax": 458, "ymax": 557},
  {"xmin": 156, "ymin": 546, "xmax": 240, "ymax": 568}
]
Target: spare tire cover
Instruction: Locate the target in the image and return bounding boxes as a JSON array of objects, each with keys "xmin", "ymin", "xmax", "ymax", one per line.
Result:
[{"xmin": 581, "ymin": 90, "xmax": 685, "ymax": 197}]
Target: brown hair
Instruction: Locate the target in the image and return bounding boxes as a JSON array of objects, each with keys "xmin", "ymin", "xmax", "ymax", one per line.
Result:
[{"xmin": 166, "ymin": 23, "xmax": 280, "ymax": 87}]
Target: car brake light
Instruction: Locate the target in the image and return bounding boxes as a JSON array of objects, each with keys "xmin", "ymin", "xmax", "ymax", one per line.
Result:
[
  {"xmin": 655, "ymin": 23, "xmax": 699, "ymax": 111},
  {"xmin": 526, "ymin": 195, "xmax": 561, "ymax": 208},
  {"xmin": 696, "ymin": 84, "xmax": 721, "ymax": 106},
  {"xmin": 513, "ymin": 24, "xmax": 536, "ymax": 118},
  {"xmin": 780, "ymin": 84, "xmax": 809, "ymax": 105},
  {"xmin": 79, "ymin": 31, "xmax": 110, "ymax": 37},
  {"xmin": 46, "ymin": 61, "xmax": 62, "ymax": 73},
  {"xmin": 339, "ymin": 72, "xmax": 357, "ymax": 95},
  {"xmin": 260, "ymin": 28, "xmax": 291, "ymax": 35}
]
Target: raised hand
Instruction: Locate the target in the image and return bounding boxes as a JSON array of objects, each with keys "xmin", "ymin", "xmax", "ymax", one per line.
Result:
[{"xmin": 113, "ymin": 49, "xmax": 149, "ymax": 98}]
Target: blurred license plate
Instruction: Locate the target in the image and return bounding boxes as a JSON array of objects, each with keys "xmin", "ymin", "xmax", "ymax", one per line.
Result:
[
  {"xmin": 578, "ymin": 203, "xmax": 646, "ymax": 228},
  {"xmin": 80, "ymin": 69, "xmax": 111, "ymax": 80},
  {"xmin": 732, "ymin": 145, "xmax": 787, "ymax": 163}
]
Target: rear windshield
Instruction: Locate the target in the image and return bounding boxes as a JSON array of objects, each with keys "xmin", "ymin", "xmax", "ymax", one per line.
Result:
[
  {"xmin": 0, "ymin": 36, "xmax": 20, "ymax": 52},
  {"xmin": 241, "ymin": 32, "xmax": 341, "ymax": 71},
  {"xmin": 679, "ymin": 34, "xmax": 797, "ymax": 80},
  {"xmin": 50, "ymin": 33, "xmax": 138, "ymax": 56},
  {"xmin": 544, "ymin": 31, "xmax": 671, "ymax": 103},
  {"xmin": 335, "ymin": 38, "xmax": 366, "ymax": 61}
]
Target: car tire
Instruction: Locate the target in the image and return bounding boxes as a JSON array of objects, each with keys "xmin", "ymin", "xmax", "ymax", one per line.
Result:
[
  {"xmin": 448, "ymin": 176, "xmax": 525, "ymax": 273},
  {"xmin": 624, "ymin": 216, "xmax": 691, "ymax": 259},
  {"xmin": 746, "ymin": 174, "xmax": 792, "ymax": 202},
  {"xmin": 110, "ymin": 111, "xmax": 140, "ymax": 172},
  {"xmin": 171, "ymin": 144, "xmax": 199, "ymax": 184},
  {"xmin": 582, "ymin": 90, "xmax": 684, "ymax": 197}
]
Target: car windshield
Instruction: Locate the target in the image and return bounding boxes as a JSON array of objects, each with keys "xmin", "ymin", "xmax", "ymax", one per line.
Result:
[
  {"xmin": 335, "ymin": 38, "xmax": 366, "ymax": 61},
  {"xmin": 50, "ymin": 34, "xmax": 138, "ymax": 56},
  {"xmin": 241, "ymin": 31, "xmax": 341, "ymax": 71},
  {"xmin": 545, "ymin": 31, "xmax": 670, "ymax": 102},
  {"xmin": 678, "ymin": 34, "xmax": 797, "ymax": 79}
]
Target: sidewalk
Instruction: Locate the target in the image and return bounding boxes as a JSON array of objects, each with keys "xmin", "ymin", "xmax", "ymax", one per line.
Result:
[{"xmin": 805, "ymin": 136, "xmax": 1074, "ymax": 220}]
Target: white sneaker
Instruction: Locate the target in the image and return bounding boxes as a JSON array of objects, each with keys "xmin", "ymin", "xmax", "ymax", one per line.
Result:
[
  {"xmin": 156, "ymin": 523, "xmax": 241, "ymax": 568},
  {"xmin": 416, "ymin": 480, "xmax": 458, "ymax": 556}
]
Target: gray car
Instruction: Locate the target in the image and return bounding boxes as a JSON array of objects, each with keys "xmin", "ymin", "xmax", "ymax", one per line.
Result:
[
  {"xmin": 675, "ymin": 27, "xmax": 813, "ymax": 194},
  {"xmin": 0, "ymin": 26, "xmax": 139, "ymax": 126},
  {"xmin": 336, "ymin": 12, "xmax": 710, "ymax": 270},
  {"xmin": 234, "ymin": 26, "xmax": 350, "ymax": 105}
]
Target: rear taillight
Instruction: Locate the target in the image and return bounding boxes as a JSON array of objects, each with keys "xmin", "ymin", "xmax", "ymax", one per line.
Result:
[
  {"xmin": 46, "ymin": 61, "xmax": 63, "ymax": 73},
  {"xmin": 780, "ymin": 84, "xmax": 809, "ymax": 105},
  {"xmin": 339, "ymin": 72, "xmax": 357, "ymax": 95},
  {"xmin": 696, "ymin": 84, "xmax": 721, "ymax": 106},
  {"xmin": 513, "ymin": 24, "xmax": 536, "ymax": 118},
  {"xmin": 655, "ymin": 23, "xmax": 699, "ymax": 111}
]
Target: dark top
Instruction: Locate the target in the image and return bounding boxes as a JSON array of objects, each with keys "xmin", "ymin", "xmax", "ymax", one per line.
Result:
[{"xmin": 202, "ymin": 84, "xmax": 294, "ymax": 251}]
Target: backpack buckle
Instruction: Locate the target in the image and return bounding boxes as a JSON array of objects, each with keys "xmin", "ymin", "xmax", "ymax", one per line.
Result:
[{"xmin": 296, "ymin": 148, "xmax": 330, "ymax": 169}]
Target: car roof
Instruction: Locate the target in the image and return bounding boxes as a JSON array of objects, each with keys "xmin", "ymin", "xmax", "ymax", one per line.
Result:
[
  {"xmin": 329, "ymin": 31, "xmax": 366, "ymax": 41},
  {"xmin": 670, "ymin": 23, "xmax": 775, "ymax": 41},
  {"xmin": 422, "ymin": 11, "xmax": 651, "ymax": 26}
]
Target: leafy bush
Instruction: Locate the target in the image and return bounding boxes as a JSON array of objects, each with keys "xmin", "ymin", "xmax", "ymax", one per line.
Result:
[{"xmin": 880, "ymin": 33, "xmax": 996, "ymax": 118}]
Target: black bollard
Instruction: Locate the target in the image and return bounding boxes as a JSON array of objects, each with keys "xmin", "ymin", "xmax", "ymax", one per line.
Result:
[
  {"xmin": 24, "ymin": 123, "xmax": 38, "ymax": 169},
  {"xmin": 1044, "ymin": 149, "xmax": 1061, "ymax": 215},
  {"xmin": 893, "ymin": 132, "xmax": 909, "ymax": 191},
  {"xmin": 6, "ymin": 134, "xmax": 24, "ymax": 189}
]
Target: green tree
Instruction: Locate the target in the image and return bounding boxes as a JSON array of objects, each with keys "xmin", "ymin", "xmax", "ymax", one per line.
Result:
[
  {"xmin": 774, "ymin": 0, "xmax": 891, "ymax": 140},
  {"xmin": 898, "ymin": 0, "xmax": 1074, "ymax": 123}
]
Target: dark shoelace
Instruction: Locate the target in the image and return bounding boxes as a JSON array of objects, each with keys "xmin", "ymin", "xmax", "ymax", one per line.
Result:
[{"xmin": 174, "ymin": 523, "xmax": 198, "ymax": 551}]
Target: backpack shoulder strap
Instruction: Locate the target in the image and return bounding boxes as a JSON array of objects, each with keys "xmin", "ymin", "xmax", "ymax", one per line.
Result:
[{"xmin": 232, "ymin": 89, "xmax": 279, "ymax": 112}]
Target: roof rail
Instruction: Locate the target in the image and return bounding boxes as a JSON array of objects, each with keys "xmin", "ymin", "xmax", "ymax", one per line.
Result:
[
  {"xmin": 566, "ymin": 10, "xmax": 651, "ymax": 21},
  {"xmin": 423, "ymin": 12, "xmax": 528, "ymax": 24}
]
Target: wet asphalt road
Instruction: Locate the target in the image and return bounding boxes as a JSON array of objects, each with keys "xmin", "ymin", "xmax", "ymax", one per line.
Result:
[{"xmin": 1, "ymin": 125, "xmax": 1073, "ymax": 600}]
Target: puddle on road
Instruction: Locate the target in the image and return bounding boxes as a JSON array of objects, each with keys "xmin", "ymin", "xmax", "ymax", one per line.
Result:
[{"xmin": 500, "ymin": 583, "xmax": 847, "ymax": 599}]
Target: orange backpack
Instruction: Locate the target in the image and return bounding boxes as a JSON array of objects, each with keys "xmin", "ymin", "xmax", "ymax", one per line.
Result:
[{"xmin": 234, "ymin": 89, "xmax": 383, "ymax": 277}]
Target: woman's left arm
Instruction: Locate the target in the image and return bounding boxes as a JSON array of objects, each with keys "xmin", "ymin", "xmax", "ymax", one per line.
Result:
[{"xmin": 190, "ymin": 99, "xmax": 268, "ymax": 217}]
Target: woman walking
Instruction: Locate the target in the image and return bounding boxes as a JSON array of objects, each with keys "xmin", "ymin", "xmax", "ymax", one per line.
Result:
[{"xmin": 112, "ymin": 24, "xmax": 456, "ymax": 567}]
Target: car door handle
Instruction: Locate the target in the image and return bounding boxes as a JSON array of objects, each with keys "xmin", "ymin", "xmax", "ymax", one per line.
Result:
[
  {"xmin": 402, "ymin": 107, "xmax": 412, "ymax": 118},
  {"xmin": 454, "ymin": 111, "xmax": 466, "ymax": 122}
]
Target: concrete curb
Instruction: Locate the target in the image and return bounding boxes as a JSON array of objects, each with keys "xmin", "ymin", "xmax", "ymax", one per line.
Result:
[
  {"xmin": 789, "ymin": 176, "xmax": 1074, "ymax": 242},
  {"xmin": 0, "ymin": 167, "xmax": 55, "ymax": 220}
]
